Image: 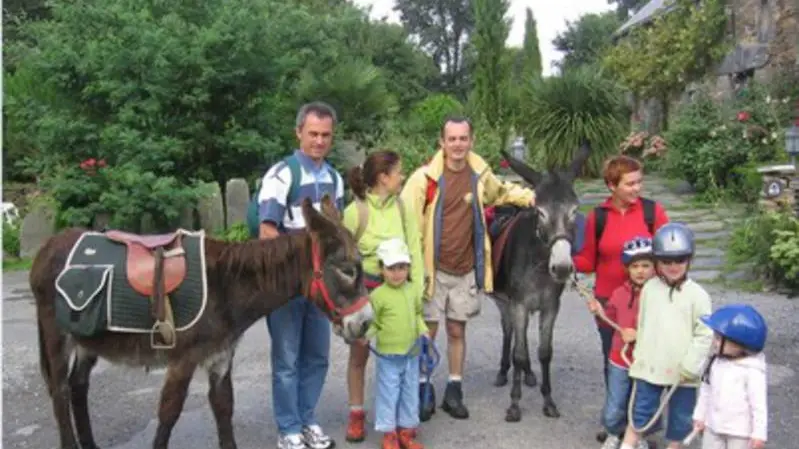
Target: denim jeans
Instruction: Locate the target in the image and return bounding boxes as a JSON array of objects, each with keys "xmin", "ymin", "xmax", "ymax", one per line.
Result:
[
  {"xmin": 266, "ymin": 295, "xmax": 331, "ymax": 435},
  {"xmin": 602, "ymin": 363, "xmax": 632, "ymax": 436},
  {"xmin": 374, "ymin": 354, "xmax": 420, "ymax": 432},
  {"xmin": 630, "ymin": 378, "xmax": 696, "ymax": 442},
  {"xmin": 597, "ymin": 320, "xmax": 614, "ymax": 388}
]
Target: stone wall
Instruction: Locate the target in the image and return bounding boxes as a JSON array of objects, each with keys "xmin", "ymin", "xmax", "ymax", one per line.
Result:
[
  {"xmin": 18, "ymin": 178, "xmax": 253, "ymax": 259},
  {"xmin": 632, "ymin": 0, "xmax": 799, "ymax": 130}
]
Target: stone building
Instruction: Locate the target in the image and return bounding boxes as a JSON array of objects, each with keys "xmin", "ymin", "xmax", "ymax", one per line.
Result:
[{"xmin": 615, "ymin": 0, "xmax": 799, "ymax": 132}]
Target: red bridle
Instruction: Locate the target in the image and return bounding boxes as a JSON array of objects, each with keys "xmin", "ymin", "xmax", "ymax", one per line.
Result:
[{"xmin": 307, "ymin": 236, "xmax": 370, "ymax": 324}]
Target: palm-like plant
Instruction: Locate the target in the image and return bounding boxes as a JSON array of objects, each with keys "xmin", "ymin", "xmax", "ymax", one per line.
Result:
[{"xmin": 518, "ymin": 67, "xmax": 628, "ymax": 177}]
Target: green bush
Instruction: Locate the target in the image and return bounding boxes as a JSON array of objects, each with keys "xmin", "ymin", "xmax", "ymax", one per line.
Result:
[
  {"xmin": 41, "ymin": 160, "xmax": 207, "ymax": 232},
  {"xmin": 664, "ymin": 84, "xmax": 792, "ymax": 201},
  {"xmin": 728, "ymin": 209, "xmax": 799, "ymax": 290},
  {"xmin": 517, "ymin": 67, "xmax": 628, "ymax": 177},
  {"xmin": 215, "ymin": 222, "xmax": 251, "ymax": 242},
  {"xmin": 2, "ymin": 220, "xmax": 21, "ymax": 258},
  {"xmin": 407, "ymin": 94, "xmax": 465, "ymax": 140}
]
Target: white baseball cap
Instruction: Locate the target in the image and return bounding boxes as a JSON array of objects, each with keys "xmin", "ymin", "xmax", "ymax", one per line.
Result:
[{"xmin": 376, "ymin": 238, "xmax": 411, "ymax": 267}]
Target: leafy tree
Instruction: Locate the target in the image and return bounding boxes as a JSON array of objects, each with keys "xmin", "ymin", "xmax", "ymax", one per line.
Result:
[
  {"xmin": 602, "ymin": 0, "xmax": 729, "ymax": 130},
  {"xmin": 6, "ymin": 0, "xmax": 429, "ymax": 229},
  {"xmin": 471, "ymin": 0, "xmax": 512, "ymax": 136},
  {"xmin": 508, "ymin": 8, "xmax": 542, "ymax": 137},
  {"xmin": 394, "ymin": 0, "xmax": 475, "ymax": 98},
  {"xmin": 520, "ymin": 8, "xmax": 542, "ymax": 78},
  {"xmin": 552, "ymin": 12, "xmax": 621, "ymax": 73}
]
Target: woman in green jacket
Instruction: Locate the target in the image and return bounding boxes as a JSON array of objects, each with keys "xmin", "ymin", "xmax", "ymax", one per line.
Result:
[{"xmin": 341, "ymin": 150, "xmax": 424, "ymax": 443}]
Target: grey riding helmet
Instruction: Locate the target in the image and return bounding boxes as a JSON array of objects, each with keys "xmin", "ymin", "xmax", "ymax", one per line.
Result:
[{"xmin": 652, "ymin": 222, "xmax": 695, "ymax": 259}]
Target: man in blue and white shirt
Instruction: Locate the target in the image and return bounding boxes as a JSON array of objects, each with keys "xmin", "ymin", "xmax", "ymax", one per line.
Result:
[{"xmin": 257, "ymin": 101, "xmax": 345, "ymax": 449}]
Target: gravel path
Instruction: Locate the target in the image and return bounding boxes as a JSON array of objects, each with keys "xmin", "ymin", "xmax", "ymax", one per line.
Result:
[{"xmin": 3, "ymin": 176, "xmax": 797, "ymax": 448}]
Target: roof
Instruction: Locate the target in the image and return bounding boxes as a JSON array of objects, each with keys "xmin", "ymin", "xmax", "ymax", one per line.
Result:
[{"xmin": 614, "ymin": 0, "xmax": 677, "ymax": 37}]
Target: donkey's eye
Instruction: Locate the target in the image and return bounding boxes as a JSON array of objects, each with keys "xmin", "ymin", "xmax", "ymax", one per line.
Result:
[
  {"xmin": 568, "ymin": 206, "xmax": 578, "ymax": 220},
  {"xmin": 536, "ymin": 208, "xmax": 549, "ymax": 222}
]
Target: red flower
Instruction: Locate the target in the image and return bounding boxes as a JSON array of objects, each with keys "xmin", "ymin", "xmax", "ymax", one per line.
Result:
[
  {"xmin": 97, "ymin": 159, "xmax": 107, "ymax": 168},
  {"xmin": 737, "ymin": 111, "xmax": 750, "ymax": 122},
  {"xmin": 500, "ymin": 159, "xmax": 510, "ymax": 169}
]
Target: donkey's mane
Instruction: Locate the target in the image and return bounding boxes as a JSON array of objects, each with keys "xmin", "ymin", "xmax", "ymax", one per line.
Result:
[{"xmin": 210, "ymin": 233, "xmax": 312, "ymax": 296}]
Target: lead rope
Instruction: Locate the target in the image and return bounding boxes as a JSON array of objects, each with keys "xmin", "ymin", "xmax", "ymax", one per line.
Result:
[{"xmin": 571, "ymin": 276, "xmax": 681, "ymax": 436}]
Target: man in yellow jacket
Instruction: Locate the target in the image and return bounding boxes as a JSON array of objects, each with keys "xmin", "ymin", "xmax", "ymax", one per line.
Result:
[{"xmin": 400, "ymin": 115, "xmax": 535, "ymax": 421}]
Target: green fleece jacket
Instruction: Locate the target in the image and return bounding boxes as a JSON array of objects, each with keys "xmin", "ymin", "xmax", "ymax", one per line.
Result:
[
  {"xmin": 342, "ymin": 192, "xmax": 424, "ymax": 296},
  {"xmin": 367, "ymin": 282, "xmax": 428, "ymax": 354},
  {"xmin": 629, "ymin": 277, "xmax": 713, "ymax": 386}
]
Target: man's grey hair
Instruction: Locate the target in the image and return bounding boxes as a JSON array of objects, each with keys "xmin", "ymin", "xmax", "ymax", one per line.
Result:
[{"xmin": 295, "ymin": 101, "xmax": 338, "ymax": 129}]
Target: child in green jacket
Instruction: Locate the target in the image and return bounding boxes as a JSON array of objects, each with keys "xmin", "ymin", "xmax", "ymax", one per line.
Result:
[
  {"xmin": 369, "ymin": 238, "xmax": 428, "ymax": 449},
  {"xmin": 620, "ymin": 223, "xmax": 713, "ymax": 449}
]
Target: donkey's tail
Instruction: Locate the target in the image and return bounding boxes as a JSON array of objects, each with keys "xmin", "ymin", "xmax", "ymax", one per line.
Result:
[{"xmin": 37, "ymin": 317, "xmax": 53, "ymax": 396}]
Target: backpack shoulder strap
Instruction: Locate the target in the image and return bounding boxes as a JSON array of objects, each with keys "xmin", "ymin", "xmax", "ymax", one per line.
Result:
[
  {"xmin": 641, "ymin": 197, "xmax": 656, "ymax": 235},
  {"xmin": 593, "ymin": 206, "xmax": 607, "ymax": 262},
  {"xmin": 285, "ymin": 156, "xmax": 302, "ymax": 202},
  {"xmin": 284, "ymin": 156, "xmax": 303, "ymax": 221},
  {"xmin": 354, "ymin": 199, "xmax": 369, "ymax": 242}
]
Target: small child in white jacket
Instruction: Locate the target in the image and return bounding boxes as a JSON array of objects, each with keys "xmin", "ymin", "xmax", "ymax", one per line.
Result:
[{"xmin": 693, "ymin": 304, "xmax": 769, "ymax": 449}]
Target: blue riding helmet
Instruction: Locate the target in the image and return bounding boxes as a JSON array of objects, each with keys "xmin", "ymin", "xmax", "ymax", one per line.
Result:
[
  {"xmin": 653, "ymin": 222, "xmax": 695, "ymax": 259},
  {"xmin": 700, "ymin": 304, "xmax": 768, "ymax": 352},
  {"xmin": 621, "ymin": 236, "xmax": 654, "ymax": 265}
]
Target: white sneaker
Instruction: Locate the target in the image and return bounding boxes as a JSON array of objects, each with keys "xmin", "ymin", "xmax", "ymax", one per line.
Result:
[
  {"xmin": 600, "ymin": 434, "xmax": 620, "ymax": 449},
  {"xmin": 634, "ymin": 439, "xmax": 649, "ymax": 449},
  {"xmin": 302, "ymin": 424, "xmax": 335, "ymax": 449},
  {"xmin": 277, "ymin": 434, "xmax": 305, "ymax": 449}
]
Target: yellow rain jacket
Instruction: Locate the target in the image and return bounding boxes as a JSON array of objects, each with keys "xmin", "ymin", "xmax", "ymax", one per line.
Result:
[{"xmin": 400, "ymin": 150, "xmax": 535, "ymax": 299}]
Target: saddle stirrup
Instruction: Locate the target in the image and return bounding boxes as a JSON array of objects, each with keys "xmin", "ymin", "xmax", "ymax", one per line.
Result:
[{"xmin": 150, "ymin": 246, "xmax": 176, "ymax": 349}]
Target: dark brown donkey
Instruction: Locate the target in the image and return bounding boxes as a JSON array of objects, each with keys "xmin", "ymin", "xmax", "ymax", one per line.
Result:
[{"xmin": 30, "ymin": 196, "xmax": 373, "ymax": 449}]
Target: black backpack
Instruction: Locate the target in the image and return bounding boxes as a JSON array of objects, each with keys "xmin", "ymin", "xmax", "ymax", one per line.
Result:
[{"xmin": 593, "ymin": 197, "xmax": 656, "ymax": 260}]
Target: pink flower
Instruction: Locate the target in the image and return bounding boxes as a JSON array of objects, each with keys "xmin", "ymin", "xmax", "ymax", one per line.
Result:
[
  {"xmin": 737, "ymin": 111, "xmax": 750, "ymax": 122},
  {"xmin": 500, "ymin": 160, "xmax": 510, "ymax": 169}
]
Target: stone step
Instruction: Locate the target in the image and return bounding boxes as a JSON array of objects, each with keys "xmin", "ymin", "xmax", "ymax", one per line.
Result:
[
  {"xmin": 694, "ymin": 247, "xmax": 725, "ymax": 258},
  {"xmin": 668, "ymin": 210, "xmax": 716, "ymax": 221},
  {"xmin": 694, "ymin": 230, "xmax": 730, "ymax": 241},
  {"xmin": 691, "ymin": 255, "xmax": 725, "ymax": 269},
  {"xmin": 690, "ymin": 269, "xmax": 721, "ymax": 282},
  {"xmin": 685, "ymin": 220, "xmax": 726, "ymax": 232}
]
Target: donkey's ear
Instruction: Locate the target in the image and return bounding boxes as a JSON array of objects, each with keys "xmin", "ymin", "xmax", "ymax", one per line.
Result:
[
  {"xmin": 500, "ymin": 149, "xmax": 542, "ymax": 186},
  {"xmin": 319, "ymin": 194, "xmax": 341, "ymax": 222},
  {"xmin": 566, "ymin": 139, "xmax": 592, "ymax": 181},
  {"xmin": 302, "ymin": 197, "xmax": 338, "ymax": 238}
]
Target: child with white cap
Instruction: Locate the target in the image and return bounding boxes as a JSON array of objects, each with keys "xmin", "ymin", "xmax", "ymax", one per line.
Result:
[{"xmin": 368, "ymin": 238, "xmax": 429, "ymax": 449}]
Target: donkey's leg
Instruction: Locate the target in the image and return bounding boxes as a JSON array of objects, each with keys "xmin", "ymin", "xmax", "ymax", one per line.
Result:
[
  {"xmin": 505, "ymin": 302, "xmax": 531, "ymax": 423},
  {"xmin": 206, "ymin": 353, "xmax": 237, "ymax": 449},
  {"xmin": 538, "ymin": 306, "xmax": 561, "ymax": 418},
  {"xmin": 494, "ymin": 303, "xmax": 512, "ymax": 387},
  {"xmin": 38, "ymin": 316, "xmax": 79, "ymax": 449},
  {"xmin": 69, "ymin": 348, "xmax": 100, "ymax": 449},
  {"xmin": 152, "ymin": 361, "xmax": 198, "ymax": 449}
]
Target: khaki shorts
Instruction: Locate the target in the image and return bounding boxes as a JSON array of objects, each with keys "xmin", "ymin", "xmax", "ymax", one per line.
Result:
[{"xmin": 424, "ymin": 270, "xmax": 482, "ymax": 323}]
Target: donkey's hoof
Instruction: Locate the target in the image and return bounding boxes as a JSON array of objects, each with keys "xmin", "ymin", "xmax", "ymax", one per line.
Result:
[
  {"xmin": 494, "ymin": 372, "xmax": 508, "ymax": 387},
  {"xmin": 524, "ymin": 372, "xmax": 537, "ymax": 387},
  {"xmin": 505, "ymin": 405, "xmax": 521, "ymax": 422},
  {"xmin": 542, "ymin": 402, "xmax": 560, "ymax": 418}
]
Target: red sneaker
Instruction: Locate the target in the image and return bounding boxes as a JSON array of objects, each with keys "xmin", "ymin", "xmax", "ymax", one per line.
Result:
[{"xmin": 345, "ymin": 409, "xmax": 366, "ymax": 442}]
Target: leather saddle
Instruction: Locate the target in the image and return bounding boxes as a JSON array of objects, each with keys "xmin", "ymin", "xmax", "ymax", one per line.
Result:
[
  {"xmin": 490, "ymin": 208, "xmax": 522, "ymax": 278},
  {"xmin": 104, "ymin": 230, "xmax": 187, "ymax": 348}
]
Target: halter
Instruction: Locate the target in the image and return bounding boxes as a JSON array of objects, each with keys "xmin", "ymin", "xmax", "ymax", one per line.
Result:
[{"xmin": 307, "ymin": 235, "xmax": 370, "ymax": 325}]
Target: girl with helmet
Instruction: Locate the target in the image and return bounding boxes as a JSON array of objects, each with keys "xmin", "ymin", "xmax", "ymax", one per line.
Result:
[
  {"xmin": 619, "ymin": 223, "xmax": 714, "ymax": 449},
  {"xmin": 594, "ymin": 236, "xmax": 658, "ymax": 449},
  {"xmin": 692, "ymin": 304, "xmax": 768, "ymax": 449}
]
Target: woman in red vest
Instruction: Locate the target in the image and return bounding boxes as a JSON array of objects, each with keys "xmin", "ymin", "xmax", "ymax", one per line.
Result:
[{"xmin": 572, "ymin": 155, "xmax": 670, "ymax": 442}]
